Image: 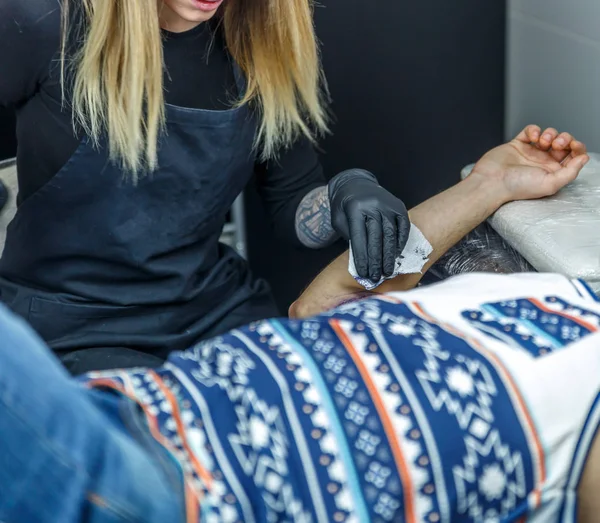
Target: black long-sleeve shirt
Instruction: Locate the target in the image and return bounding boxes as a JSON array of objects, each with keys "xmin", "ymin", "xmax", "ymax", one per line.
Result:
[{"xmin": 0, "ymin": 0, "xmax": 326, "ymax": 245}]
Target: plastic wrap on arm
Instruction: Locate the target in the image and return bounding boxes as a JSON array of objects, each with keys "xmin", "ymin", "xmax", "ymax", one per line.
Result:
[{"xmin": 430, "ymin": 223, "xmax": 534, "ymax": 280}]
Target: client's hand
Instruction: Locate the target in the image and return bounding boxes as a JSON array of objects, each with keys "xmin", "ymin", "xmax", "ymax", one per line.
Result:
[{"xmin": 472, "ymin": 125, "xmax": 589, "ymax": 203}]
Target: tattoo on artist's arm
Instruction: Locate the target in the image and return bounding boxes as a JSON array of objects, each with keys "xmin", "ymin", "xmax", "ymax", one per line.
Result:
[{"xmin": 295, "ymin": 186, "xmax": 338, "ymax": 248}]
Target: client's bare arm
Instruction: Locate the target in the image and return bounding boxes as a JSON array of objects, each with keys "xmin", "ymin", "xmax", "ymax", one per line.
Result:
[
  {"xmin": 289, "ymin": 171, "xmax": 508, "ymax": 317},
  {"xmin": 578, "ymin": 431, "xmax": 600, "ymax": 523},
  {"xmin": 290, "ymin": 125, "xmax": 589, "ymax": 318}
]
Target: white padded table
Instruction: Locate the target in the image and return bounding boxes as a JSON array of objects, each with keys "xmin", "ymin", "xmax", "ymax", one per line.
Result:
[
  {"xmin": 462, "ymin": 153, "xmax": 600, "ymax": 293},
  {"xmin": 0, "ymin": 159, "xmax": 17, "ymax": 256}
]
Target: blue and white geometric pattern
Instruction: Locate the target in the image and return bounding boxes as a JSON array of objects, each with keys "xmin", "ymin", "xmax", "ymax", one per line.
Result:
[{"xmin": 81, "ymin": 274, "xmax": 600, "ymax": 523}]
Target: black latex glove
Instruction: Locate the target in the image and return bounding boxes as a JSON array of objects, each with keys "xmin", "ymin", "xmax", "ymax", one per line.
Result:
[{"xmin": 328, "ymin": 169, "xmax": 410, "ymax": 281}]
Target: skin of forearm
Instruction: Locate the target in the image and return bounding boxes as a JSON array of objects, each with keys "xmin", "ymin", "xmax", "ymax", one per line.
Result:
[
  {"xmin": 384, "ymin": 171, "xmax": 507, "ymax": 291},
  {"xmin": 290, "ymin": 174, "xmax": 507, "ymax": 317},
  {"xmin": 294, "ymin": 186, "xmax": 339, "ymax": 248},
  {"xmin": 578, "ymin": 431, "xmax": 600, "ymax": 523}
]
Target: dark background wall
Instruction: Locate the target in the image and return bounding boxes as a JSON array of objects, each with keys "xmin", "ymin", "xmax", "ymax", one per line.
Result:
[
  {"xmin": 0, "ymin": 108, "xmax": 16, "ymax": 161},
  {"xmin": 245, "ymin": 0, "xmax": 507, "ymax": 313}
]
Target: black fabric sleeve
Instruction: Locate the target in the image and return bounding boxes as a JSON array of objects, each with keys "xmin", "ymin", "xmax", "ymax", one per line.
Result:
[
  {"xmin": 255, "ymin": 136, "xmax": 328, "ymax": 246},
  {"xmin": 0, "ymin": 0, "xmax": 61, "ymax": 107}
]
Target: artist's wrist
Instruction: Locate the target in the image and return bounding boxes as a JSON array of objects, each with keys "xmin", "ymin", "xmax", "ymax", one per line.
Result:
[{"xmin": 328, "ymin": 168, "xmax": 379, "ymax": 195}]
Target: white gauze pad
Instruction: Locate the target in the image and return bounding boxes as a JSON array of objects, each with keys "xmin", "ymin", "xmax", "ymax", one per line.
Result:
[{"xmin": 348, "ymin": 224, "xmax": 433, "ymax": 290}]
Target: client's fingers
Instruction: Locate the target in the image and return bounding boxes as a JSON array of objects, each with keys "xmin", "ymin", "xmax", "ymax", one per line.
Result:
[
  {"xmin": 562, "ymin": 140, "xmax": 588, "ymax": 167},
  {"xmin": 552, "ymin": 132, "xmax": 573, "ymax": 150},
  {"xmin": 539, "ymin": 128, "xmax": 559, "ymax": 151},
  {"xmin": 571, "ymin": 139, "xmax": 588, "ymax": 156},
  {"xmin": 544, "ymin": 154, "xmax": 590, "ymax": 195},
  {"xmin": 515, "ymin": 125, "xmax": 541, "ymax": 144},
  {"xmin": 550, "ymin": 132, "xmax": 575, "ymax": 162}
]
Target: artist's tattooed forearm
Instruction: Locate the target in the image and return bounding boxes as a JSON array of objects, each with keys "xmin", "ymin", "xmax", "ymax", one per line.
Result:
[{"xmin": 295, "ymin": 186, "xmax": 338, "ymax": 249}]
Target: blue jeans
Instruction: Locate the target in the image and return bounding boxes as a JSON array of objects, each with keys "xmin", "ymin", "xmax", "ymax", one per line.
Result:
[{"xmin": 0, "ymin": 304, "xmax": 186, "ymax": 523}]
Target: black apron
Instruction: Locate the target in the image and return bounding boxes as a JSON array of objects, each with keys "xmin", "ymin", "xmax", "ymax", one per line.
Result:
[{"xmin": 0, "ymin": 64, "xmax": 279, "ymax": 374}]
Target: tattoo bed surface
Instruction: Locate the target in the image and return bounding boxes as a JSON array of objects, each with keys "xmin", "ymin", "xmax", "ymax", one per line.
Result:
[{"xmin": 462, "ymin": 153, "xmax": 600, "ymax": 293}]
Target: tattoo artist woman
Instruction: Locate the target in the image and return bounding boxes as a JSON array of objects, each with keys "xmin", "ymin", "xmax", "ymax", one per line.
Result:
[{"xmin": 0, "ymin": 0, "xmax": 410, "ymax": 374}]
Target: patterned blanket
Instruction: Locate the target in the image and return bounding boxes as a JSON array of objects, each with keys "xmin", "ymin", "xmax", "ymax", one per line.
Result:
[{"xmin": 84, "ymin": 273, "xmax": 600, "ymax": 523}]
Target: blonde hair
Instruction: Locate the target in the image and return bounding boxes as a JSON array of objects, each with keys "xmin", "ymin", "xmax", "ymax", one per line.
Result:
[{"xmin": 61, "ymin": 0, "xmax": 329, "ymax": 178}]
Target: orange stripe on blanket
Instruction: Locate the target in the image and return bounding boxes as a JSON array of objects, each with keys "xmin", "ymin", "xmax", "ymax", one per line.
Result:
[
  {"xmin": 85, "ymin": 376, "xmax": 203, "ymax": 523},
  {"xmin": 529, "ymin": 298, "xmax": 599, "ymax": 333},
  {"xmin": 330, "ymin": 319, "xmax": 418, "ymax": 523},
  {"xmin": 149, "ymin": 370, "xmax": 213, "ymax": 488},
  {"xmin": 185, "ymin": 482, "xmax": 200, "ymax": 522}
]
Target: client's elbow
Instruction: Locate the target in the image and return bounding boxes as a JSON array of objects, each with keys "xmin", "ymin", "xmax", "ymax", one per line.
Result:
[{"xmin": 288, "ymin": 299, "xmax": 306, "ymax": 319}]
